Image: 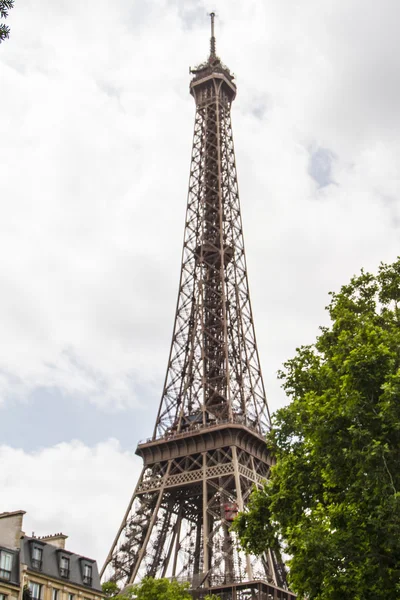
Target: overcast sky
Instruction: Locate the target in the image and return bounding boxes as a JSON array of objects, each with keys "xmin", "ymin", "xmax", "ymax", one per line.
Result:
[{"xmin": 1, "ymin": 0, "xmax": 399, "ymax": 570}]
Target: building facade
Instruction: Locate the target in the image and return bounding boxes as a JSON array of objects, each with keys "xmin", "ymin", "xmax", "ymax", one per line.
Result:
[
  {"xmin": 0, "ymin": 512, "xmax": 22, "ymax": 600},
  {"xmin": 0, "ymin": 512, "xmax": 103, "ymax": 600}
]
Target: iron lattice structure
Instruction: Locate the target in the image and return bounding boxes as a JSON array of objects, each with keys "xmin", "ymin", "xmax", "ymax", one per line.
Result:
[{"xmin": 102, "ymin": 16, "xmax": 294, "ymax": 600}]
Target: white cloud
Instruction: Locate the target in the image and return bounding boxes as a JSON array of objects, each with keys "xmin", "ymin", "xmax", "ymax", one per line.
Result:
[
  {"xmin": 0, "ymin": 440, "xmax": 142, "ymax": 565},
  {"xmin": 0, "ymin": 0, "xmax": 399, "ymax": 417}
]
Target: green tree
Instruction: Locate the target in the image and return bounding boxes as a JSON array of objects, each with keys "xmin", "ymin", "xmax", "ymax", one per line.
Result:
[
  {"xmin": 232, "ymin": 259, "xmax": 400, "ymax": 600},
  {"xmin": 102, "ymin": 578, "xmax": 191, "ymax": 600},
  {"xmin": 22, "ymin": 586, "xmax": 32, "ymax": 600},
  {"xmin": 0, "ymin": 0, "xmax": 14, "ymax": 43},
  {"xmin": 102, "ymin": 582, "xmax": 120, "ymax": 598},
  {"xmin": 131, "ymin": 578, "xmax": 191, "ymax": 600}
]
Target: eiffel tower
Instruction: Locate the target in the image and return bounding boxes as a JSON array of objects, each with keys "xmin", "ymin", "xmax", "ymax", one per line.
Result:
[{"xmin": 101, "ymin": 15, "xmax": 295, "ymax": 600}]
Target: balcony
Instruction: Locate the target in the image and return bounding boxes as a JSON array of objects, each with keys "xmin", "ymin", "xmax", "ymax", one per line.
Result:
[
  {"xmin": 82, "ymin": 575, "xmax": 92, "ymax": 586},
  {"xmin": 31, "ymin": 558, "xmax": 43, "ymax": 571},
  {"xmin": 60, "ymin": 568, "xmax": 70, "ymax": 578},
  {"xmin": 0, "ymin": 568, "xmax": 11, "ymax": 581}
]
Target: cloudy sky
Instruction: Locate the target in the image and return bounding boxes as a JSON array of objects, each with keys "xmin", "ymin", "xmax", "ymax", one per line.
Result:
[{"xmin": 1, "ymin": 0, "xmax": 399, "ymax": 569}]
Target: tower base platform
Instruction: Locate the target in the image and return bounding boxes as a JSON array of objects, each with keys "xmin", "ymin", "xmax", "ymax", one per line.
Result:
[{"xmin": 191, "ymin": 580, "xmax": 296, "ymax": 600}]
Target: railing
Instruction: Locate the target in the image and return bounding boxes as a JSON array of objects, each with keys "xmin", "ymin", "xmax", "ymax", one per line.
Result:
[
  {"xmin": 59, "ymin": 568, "xmax": 70, "ymax": 578},
  {"xmin": 31, "ymin": 559, "xmax": 42, "ymax": 570},
  {"xmin": 138, "ymin": 416, "xmax": 266, "ymax": 446},
  {"xmin": 0, "ymin": 568, "xmax": 11, "ymax": 581},
  {"xmin": 82, "ymin": 575, "xmax": 92, "ymax": 586},
  {"xmin": 171, "ymin": 575, "xmax": 296, "ymax": 599}
]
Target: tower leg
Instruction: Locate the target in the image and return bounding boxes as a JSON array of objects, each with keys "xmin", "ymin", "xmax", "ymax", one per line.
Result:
[
  {"xmin": 232, "ymin": 446, "xmax": 253, "ymax": 580},
  {"xmin": 202, "ymin": 452, "xmax": 210, "ymax": 586}
]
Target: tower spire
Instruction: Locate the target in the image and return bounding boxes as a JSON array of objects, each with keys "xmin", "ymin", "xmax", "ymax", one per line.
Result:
[{"xmin": 210, "ymin": 11, "xmax": 216, "ymax": 58}]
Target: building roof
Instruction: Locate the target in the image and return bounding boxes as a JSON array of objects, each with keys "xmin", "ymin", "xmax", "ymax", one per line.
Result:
[{"xmin": 21, "ymin": 537, "xmax": 102, "ymax": 592}]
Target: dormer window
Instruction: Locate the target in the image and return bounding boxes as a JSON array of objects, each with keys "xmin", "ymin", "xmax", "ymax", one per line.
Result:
[
  {"xmin": 31, "ymin": 547, "xmax": 43, "ymax": 571},
  {"xmin": 0, "ymin": 551, "xmax": 13, "ymax": 581},
  {"xmin": 59, "ymin": 556, "xmax": 70, "ymax": 578},
  {"xmin": 82, "ymin": 564, "xmax": 92, "ymax": 586}
]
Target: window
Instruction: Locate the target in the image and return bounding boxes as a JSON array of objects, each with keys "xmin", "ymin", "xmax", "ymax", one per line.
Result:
[
  {"xmin": 68, "ymin": 594, "xmax": 74, "ymax": 600},
  {"xmin": 59, "ymin": 556, "xmax": 70, "ymax": 578},
  {"xmin": 0, "ymin": 594, "xmax": 8, "ymax": 600},
  {"xmin": 52, "ymin": 589, "xmax": 59, "ymax": 600},
  {"xmin": 31, "ymin": 547, "xmax": 43, "ymax": 571},
  {"xmin": 0, "ymin": 551, "xmax": 13, "ymax": 580},
  {"xmin": 82, "ymin": 564, "xmax": 92, "ymax": 586},
  {"xmin": 28, "ymin": 582, "xmax": 42, "ymax": 600}
]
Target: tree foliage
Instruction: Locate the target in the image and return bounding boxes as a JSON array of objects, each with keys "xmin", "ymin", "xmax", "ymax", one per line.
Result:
[
  {"xmin": 102, "ymin": 578, "xmax": 191, "ymax": 600},
  {"xmin": 0, "ymin": 0, "xmax": 13, "ymax": 43},
  {"xmin": 232, "ymin": 259, "xmax": 400, "ymax": 600},
  {"xmin": 130, "ymin": 578, "xmax": 191, "ymax": 600},
  {"xmin": 22, "ymin": 585, "xmax": 32, "ymax": 600},
  {"xmin": 102, "ymin": 582, "xmax": 120, "ymax": 598}
]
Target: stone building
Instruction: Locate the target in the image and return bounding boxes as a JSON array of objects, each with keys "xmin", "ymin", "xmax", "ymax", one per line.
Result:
[
  {"xmin": 0, "ymin": 511, "xmax": 22, "ymax": 600},
  {"xmin": 0, "ymin": 512, "xmax": 103, "ymax": 600}
]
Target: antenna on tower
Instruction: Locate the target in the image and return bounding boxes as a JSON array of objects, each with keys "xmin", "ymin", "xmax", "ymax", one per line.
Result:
[{"xmin": 210, "ymin": 11, "xmax": 216, "ymax": 57}]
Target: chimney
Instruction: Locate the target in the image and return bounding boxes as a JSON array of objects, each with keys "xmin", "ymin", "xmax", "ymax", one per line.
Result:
[
  {"xmin": 38, "ymin": 533, "xmax": 68, "ymax": 549},
  {"xmin": 0, "ymin": 510, "xmax": 26, "ymax": 550}
]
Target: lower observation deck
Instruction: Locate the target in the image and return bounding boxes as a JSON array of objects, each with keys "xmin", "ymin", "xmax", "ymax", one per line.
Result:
[
  {"xmin": 191, "ymin": 579, "xmax": 296, "ymax": 600},
  {"xmin": 136, "ymin": 419, "xmax": 271, "ymax": 466}
]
